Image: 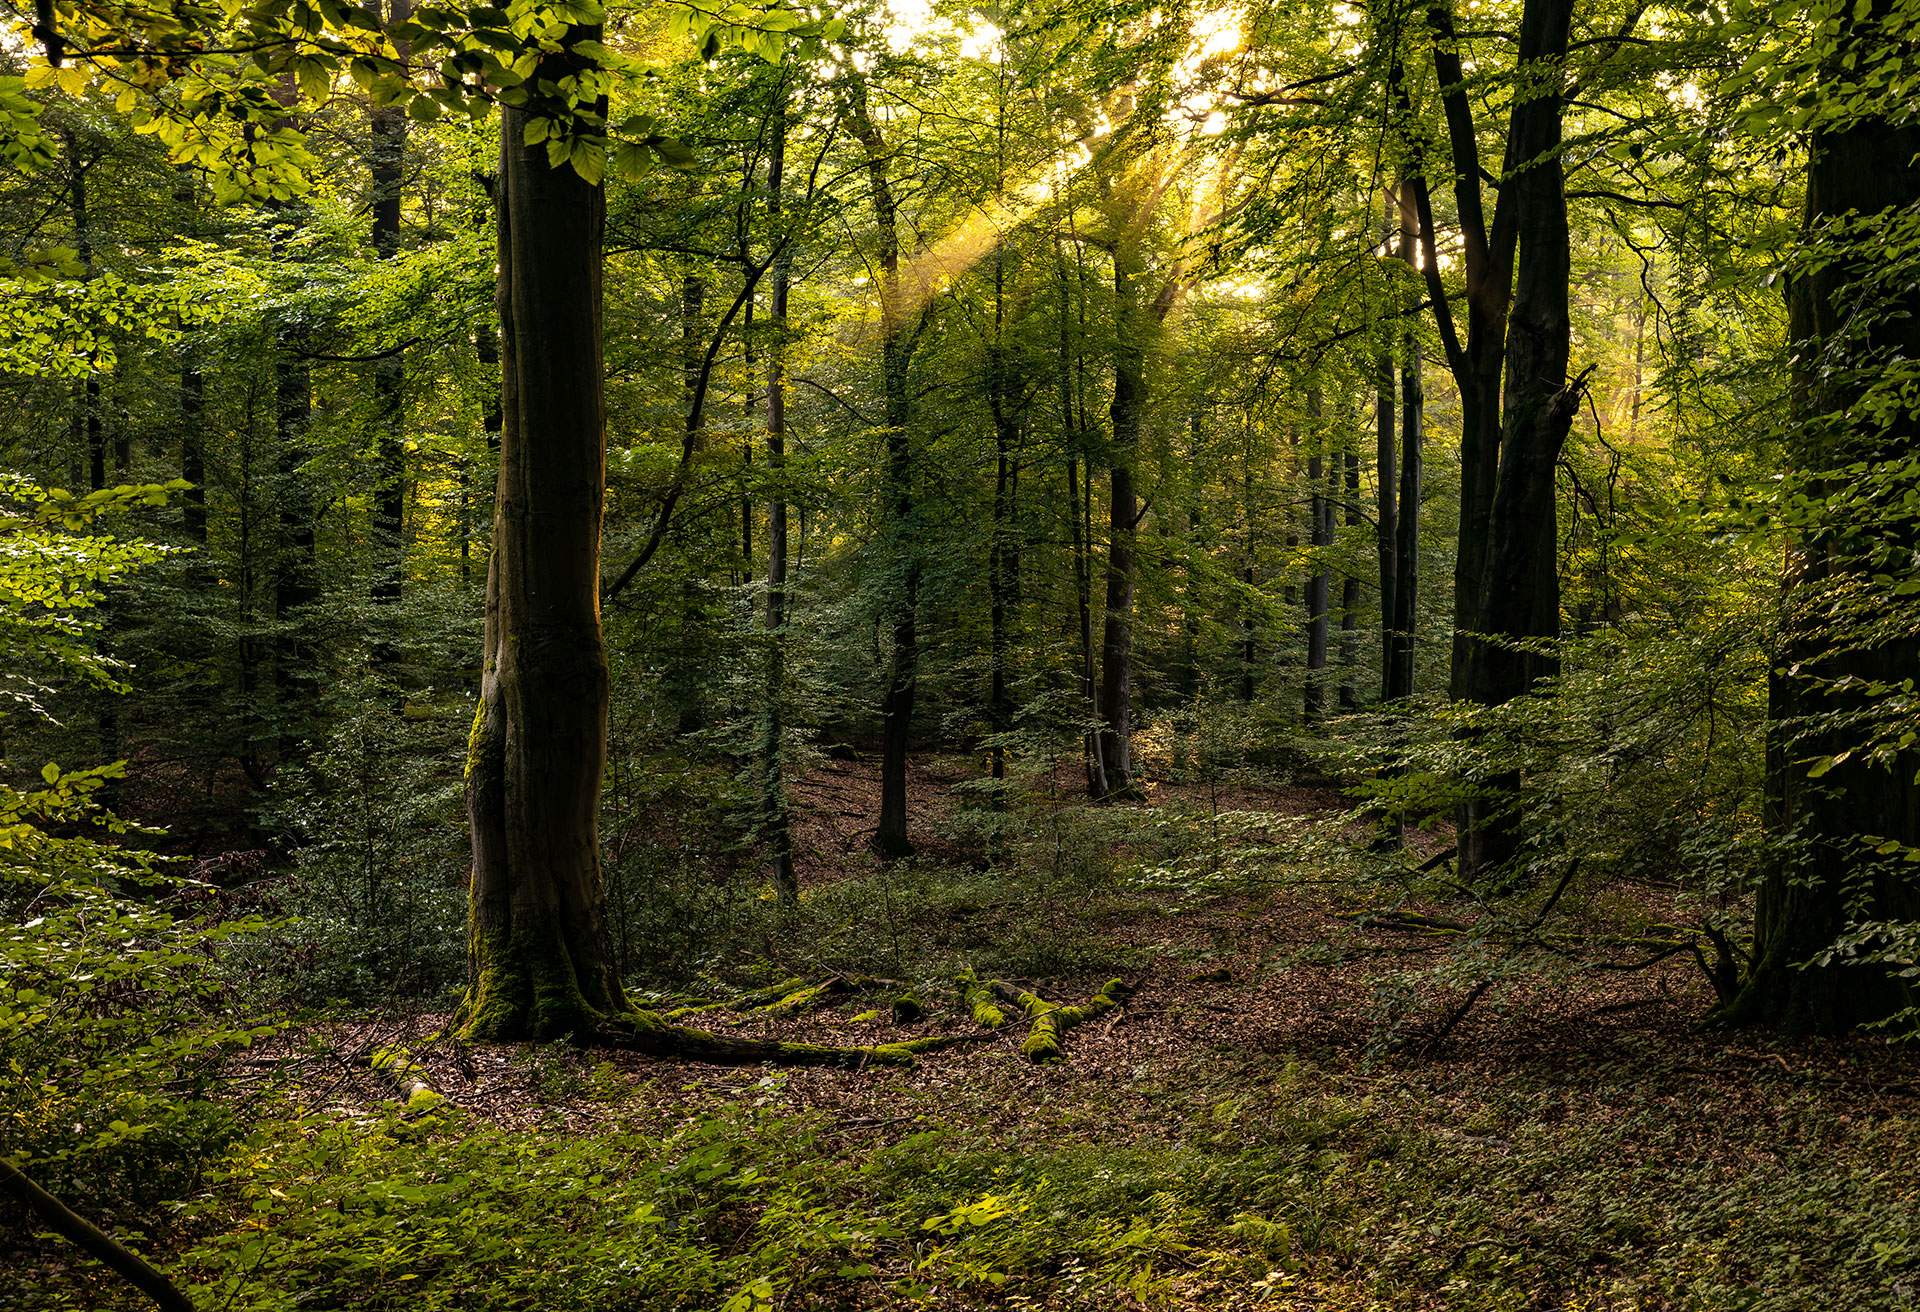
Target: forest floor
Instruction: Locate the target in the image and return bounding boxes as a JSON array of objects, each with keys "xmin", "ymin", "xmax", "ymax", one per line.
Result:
[
  {"xmin": 196, "ymin": 755, "xmax": 1920, "ymax": 1312},
  {"xmin": 21, "ymin": 755, "xmax": 1920, "ymax": 1311}
]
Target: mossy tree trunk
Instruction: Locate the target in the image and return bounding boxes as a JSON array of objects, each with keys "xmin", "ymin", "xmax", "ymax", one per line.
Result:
[{"xmin": 459, "ymin": 47, "xmax": 625, "ymax": 1041}]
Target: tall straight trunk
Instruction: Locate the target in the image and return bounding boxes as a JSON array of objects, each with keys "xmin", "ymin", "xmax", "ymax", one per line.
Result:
[
  {"xmin": 1456, "ymin": 0, "xmax": 1578, "ymax": 878},
  {"xmin": 1303, "ymin": 386, "xmax": 1330, "ymax": 723},
  {"xmin": 273, "ymin": 320, "xmax": 315, "ymax": 745},
  {"xmin": 1375, "ymin": 317, "xmax": 1397, "ymax": 701},
  {"xmin": 762, "ymin": 95, "xmax": 795, "ymax": 901},
  {"xmin": 180, "ymin": 367, "xmax": 206, "ymax": 541},
  {"xmin": 1239, "ymin": 424, "xmax": 1257, "ymax": 703},
  {"xmin": 1339, "ymin": 442, "xmax": 1361, "ymax": 711},
  {"xmin": 1095, "ymin": 239, "xmax": 1146, "ymax": 797},
  {"xmin": 70, "ymin": 146, "xmax": 117, "ymax": 789},
  {"xmin": 1387, "ymin": 176, "xmax": 1423, "ymax": 701},
  {"xmin": 985, "ymin": 64, "xmax": 1016, "ymax": 820},
  {"xmin": 1398, "ymin": 0, "xmax": 1576, "ymax": 879},
  {"xmin": 459, "ymin": 59, "xmax": 624, "ymax": 1040},
  {"xmin": 1057, "ymin": 242, "xmax": 1106, "ymax": 796},
  {"xmin": 69, "ymin": 153, "xmax": 104, "ymax": 493},
  {"xmin": 848, "ymin": 78, "xmax": 919, "ymax": 856},
  {"xmin": 369, "ymin": 0, "xmax": 411, "ymax": 609},
  {"xmin": 1725, "ymin": 4, "xmax": 1920, "ymax": 1032}
]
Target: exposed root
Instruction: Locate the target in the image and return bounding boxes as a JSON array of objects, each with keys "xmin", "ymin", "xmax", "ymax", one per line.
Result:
[{"xmin": 991, "ymin": 978, "xmax": 1134, "ymax": 1063}]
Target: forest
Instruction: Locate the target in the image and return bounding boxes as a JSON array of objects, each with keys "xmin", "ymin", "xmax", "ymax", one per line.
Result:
[{"xmin": 2, "ymin": 0, "xmax": 1919, "ymax": 1303}]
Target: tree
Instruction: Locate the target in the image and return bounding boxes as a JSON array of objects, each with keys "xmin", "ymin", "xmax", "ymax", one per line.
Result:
[{"xmin": 1724, "ymin": 0, "xmax": 1920, "ymax": 1032}]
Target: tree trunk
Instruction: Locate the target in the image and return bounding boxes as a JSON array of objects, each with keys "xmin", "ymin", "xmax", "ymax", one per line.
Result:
[
  {"xmin": 848, "ymin": 78, "xmax": 919, "ymax": 857},
  {"xmin": 1057, "ymin": 242, "xmax": 1106, "ymax": 796},
  {"xmin": 1375, "ymin": 313, "xmax": 1397, "ymax": 701},
  {"xmin": 1095, "ymin": 239, "xmax": 1145, "ymax": 797},
  {"xmin": 1304, "ymin": 385, "xmax": 1330, "ymax": 724},
  {"xmin": 1387, "ymin": 175, "xmax": 1422, "ymax": 701},
  {"xmin": 763, "ymin": 92, "xmax": 796, "ymax": 902},
  {"xmin": 1725, "ymin": 6, "xmax": 1920, "ymax": 1031},
  {"xmin": 1456, "ymin": 0, "xmax": 1577, "ymax": 880},
  {"xmin": 1339, "ymin": 441, "xmax": 1361, "ymax": 711},
  {"xmin": 458, "ymin": 73, "xmax": 624, "ymax": 1040},
  {"xmin": 369, "ymin": 0, "xmax": 410, "ymax": 611}
]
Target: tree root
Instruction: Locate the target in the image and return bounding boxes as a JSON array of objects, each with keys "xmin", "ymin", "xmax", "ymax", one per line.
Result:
[{"xmin": 990, "ymin": 978, "xmax": 1134, "ymax": 1062}]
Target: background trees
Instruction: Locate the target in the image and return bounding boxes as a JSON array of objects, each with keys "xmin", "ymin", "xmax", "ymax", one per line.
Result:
[{"xmin": 0, "ymin": 0, "xmax": 1914, "ymax": 1117}]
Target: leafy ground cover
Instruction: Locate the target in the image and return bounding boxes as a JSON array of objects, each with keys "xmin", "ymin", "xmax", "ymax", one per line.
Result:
[{"xmin": 12, "ymin": 759, "xmax": 1920, "ymax": 1311}]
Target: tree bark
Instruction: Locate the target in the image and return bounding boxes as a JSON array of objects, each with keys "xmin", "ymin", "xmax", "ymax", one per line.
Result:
[
  {"xmin": 1387, "ymin": 175, "xmax": 1422, "ymax": 701},
  {"xmin": 1304, "ymin": 385, "xmax": 1330, "ymax": 724},
  {"xmin": 1095, "ymin": 238, "xmax": 1145, "ymax": 797},
  {"xmin": 1339, "ymin": 441, "xmax": 1362, "ymax": 711},
  {"xmin": 847, "ymin": 77, "xmax": 919, "ymax": 856},
  {"xmin": 763, "ymin": 90, "xmax": 795, "ymax": 901},
  {"xmin": 458, "ymin": 64, "xmax": 624, "ymax": 1040},
  {"xmin": 369, "ymin": 0, "xmax": 411, "ymax": 611},
  {"xmin": 1725, "ymin": 3, "xmax": 1920, "ymax": 1031},
  {"xmin": 0, "ymin": 1158, "xmax": 194, "ymax": 1312},
  {"xmin": 1375, "ymin": 309, "xmax": 1397, "ymax": 701}
]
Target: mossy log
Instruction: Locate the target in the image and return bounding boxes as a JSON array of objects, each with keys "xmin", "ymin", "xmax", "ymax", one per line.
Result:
[
  {"xmin": 891, "ymin": 991, "xmax": 927, "ymax": 1023},
  {"xmin": 591, "ymin": 1011, "xmax": 981, "ymax": 1067},
  {"xmin": 991, "ymin": 978, "xmax": 1134, "ymax": 1062},
  {"xmin": 663, "ymin": 974, "xmax": 905, "ymax": 1022},
  {"xmin": 360, "ymin": 1043, "xmax": 443, "ymax": 1111},
  {"xmin": 957, "ymin": 973, "xmax": 1007, "ymax": 1029}
]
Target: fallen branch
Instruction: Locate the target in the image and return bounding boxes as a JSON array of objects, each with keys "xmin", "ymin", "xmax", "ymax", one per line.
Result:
[
  {"xmin": 0, "ymin": 1156, "xmax": 195, "ymax": 1312},
  {"xmin": 992, "ymin": 979, "xmax": 1135, "ymax": 1063},
  {"xmin": 957, "ymin": 972, "xmax": 1007, "ymax": 1029},
  {"xmin": 1342, "ymin": 908, "xmax": 1471, "ymax": 935},
  {"xmin": 358, "ymin": 1042, "xmax": 442, "ymax": 1111},
  {"xmin": 589, "ymin": 1010, "xmax": 973, "ymax": 1068}
]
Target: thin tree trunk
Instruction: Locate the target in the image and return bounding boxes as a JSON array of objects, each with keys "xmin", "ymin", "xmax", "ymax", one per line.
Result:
[
  {"xmin": 1375, "ymin": 289, "xmax": 1397, "ymax": 700},
  {"xmin": 1058, "ymin": 241, "xmax": 1106, "ymax": 796},
  {"xmin": 370, "ymin": 0, "xmax": 411, "ymax": 611},
  {"xmin": 848, "ymin": 77, "xmax": 919, "ymax": 857},
  {"xmin": 1304, "ymin": 385, "xmax": 1330, "ymax": 724},
  {"xmin": 1387, "ymin": 175, "xmax": 1422, "ymax": 701},
  {"xmin": 1095, "ymin": 239, "xmax": 1145, "ymax": 798},
  {"xmin": 763, "ymin": 90, "xmax": 795, "ymax": 902},
  {"xmin": 1339, "ymin": 440, "xmax": 1361, "ymax": 711}
]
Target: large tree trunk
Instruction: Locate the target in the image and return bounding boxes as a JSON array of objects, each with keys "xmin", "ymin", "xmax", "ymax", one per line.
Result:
[
  {"xmin": 458, "ymin": 79, "xmax": 623, "ymax": 1041},
  {"xmin": 1725, "ymin": 8, "xmax": 1920, "ymax": 1031},
  {"xmin": 1457, "ymin": 0, "xmax": 1577, "ymax": 879}
]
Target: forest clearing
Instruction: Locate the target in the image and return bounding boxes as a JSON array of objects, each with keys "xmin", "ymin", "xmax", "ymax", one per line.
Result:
[{"xmin": 3, "ymin": 0, "xmax": 1920, "ymax": 1305}]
